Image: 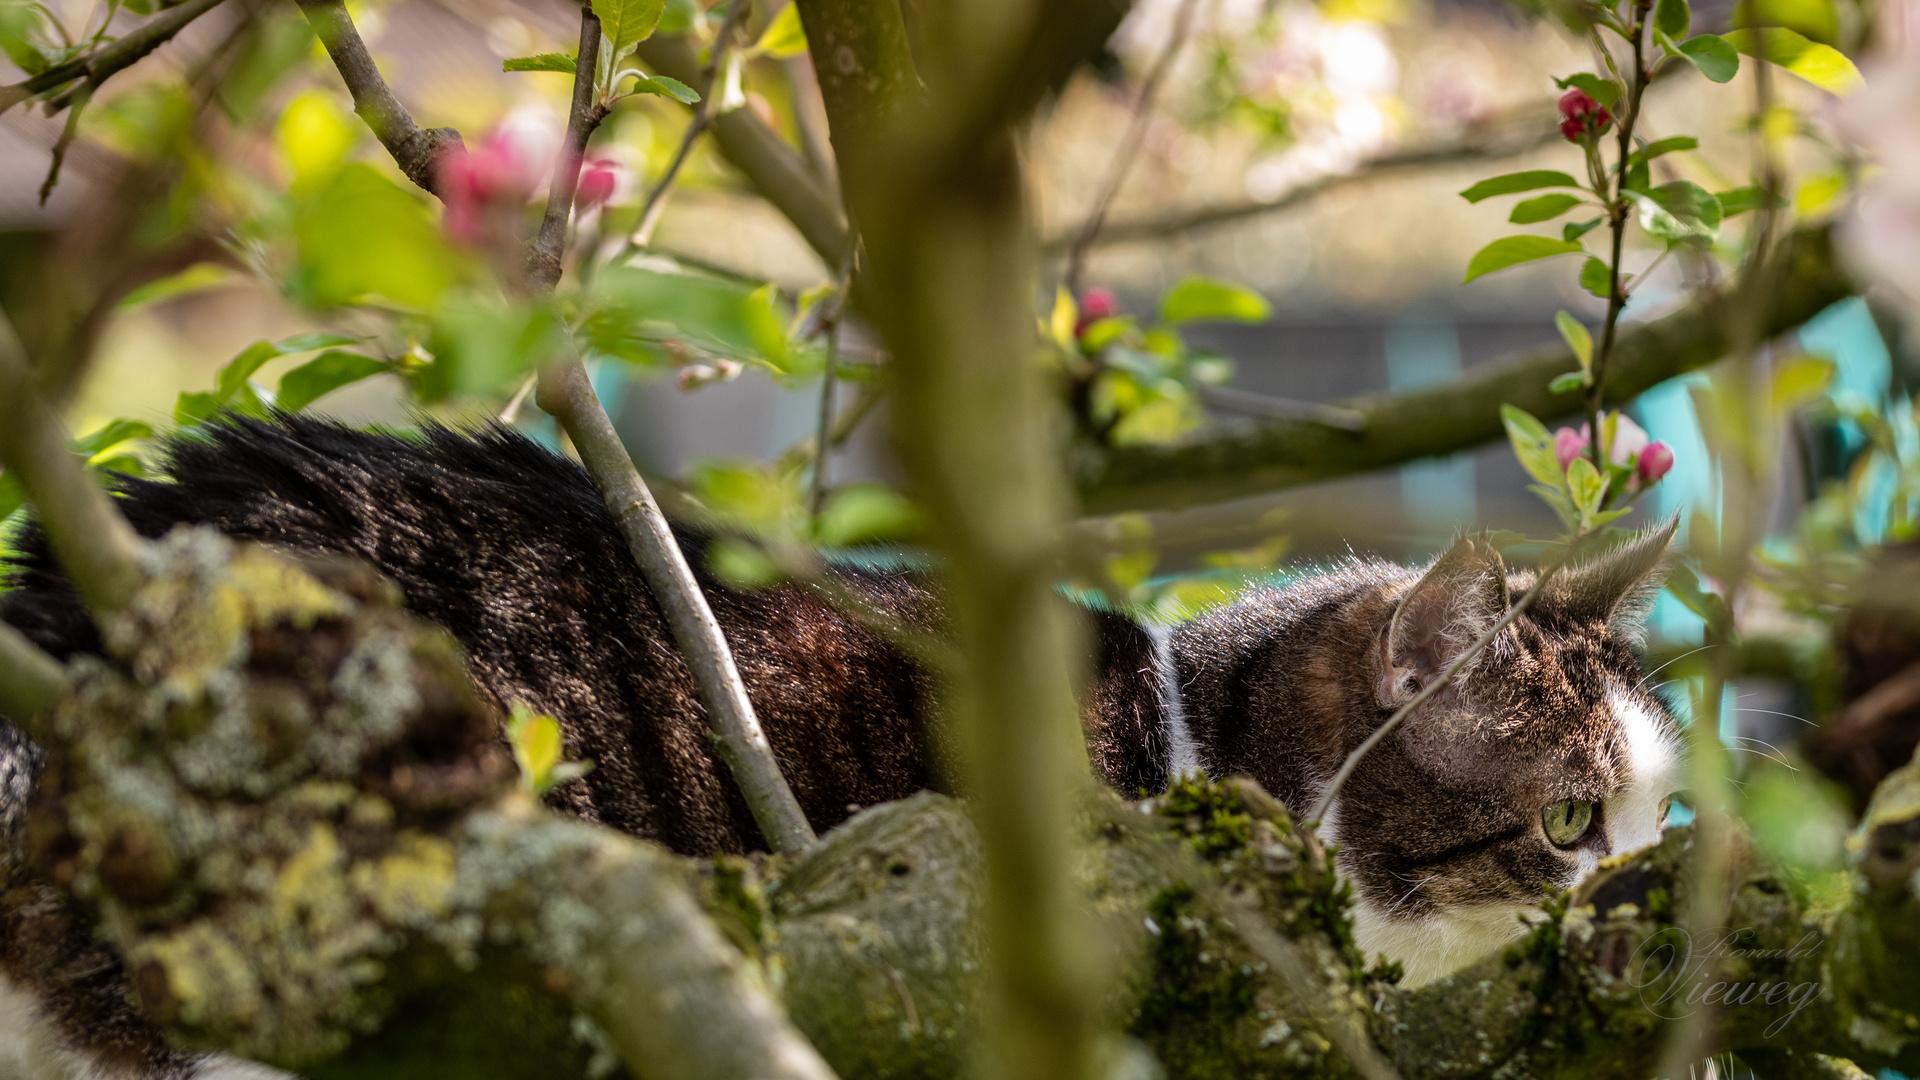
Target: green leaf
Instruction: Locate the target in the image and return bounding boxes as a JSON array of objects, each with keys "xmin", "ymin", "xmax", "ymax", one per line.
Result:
[
  {"xmin": 1564, "ymin": 216, "xmax": 1604, "ymax": 242},
  {"xmin": 1555, "ymin": 73, "xmax": 1621, "ymax": 108},
  {"xmin": 1631, "ymin": 135, "xmax": 1699, "ymax": 164},
  {"xmin": 1555, "ymin": 310, "xmax": 1593, "ymax": 371},
  {"xmin": 1724, "ymin": 27, "xmax": 1862, "ymax": 94},
  {"xmin": 1629, "ymin": 180, "xmax": 1723, "ymax": 242},
  {"xmin": 657, "ymin": 0, "xmax": 700, "ymax": 35},
  {"xmin": 813, "ymin": 484, "xmax": 922, "ymax": 546},
  {"xmin": 1716, "ymin": 185, "xmax": 1788, "ymax": 216},
  {"xmin": 708, "ymin": 537, "xmax": 784, "ymax": 589},
  {"xmin": 292, "ymin": 164, "xmax": 459, "ymax": 309},
  {"xmin": 1549, "ymin": 372, "xmax": 1587, "ymax": 394},
  {"xmin": 628, "ymin": 74, "xmax": 700, "ymax": 104},
  {"xmin": 1654, "ymin": 0, "xmax": 1691, "ymax": 41},
  {"xmin": 1160, "ymin": 276, "xmax": 1272, "ymax": 324},
  {"xmin": 598, "ymin": 0, "xmax": 667, "ymax": 61},
  {"xmin": 1677, "ymin": 34, "xmax": 1740, "ymax": 82},
  {"xmin": 174, "ymin": 391, "xmax": 222, "ymax": 427},
  {"xmin": 751, "ymin": 3, "xmax": 808, "ymax": 58},
  {"xmin": 277, "ymin": 351, "xmax": 389, "ymax": 413},
  {"xmin": 1743, "ymin": 0, "xmax": 1841, "ymax": 43},
  {"xmin": 1769, "ymin": 354, "xmax": 1835, "ymax": 414},
  {"xmin": 1567, "ymin": 455, "xmax": 1606, "ymax": 517},
  {"xmin": 71, "ymin": 419, "xmax": 155, "ymax": 458},
  {"xmin": 504, "ymin": 52, "xmax": 578, "ymax": 73},
  {"xmin": 1509, "ymin": 193, "xmax": 1584, "ymax": 224},
  {"xmin": 1458, "ymin": 171, "xmax": 1583, "ymax": 204},
  {"xmin": 1501, "ymin": 404, "xmax": 1564, "ymax": 488},
  {"xmin": 1462, "ymin": 236, "xmax": 1586, "ymax": 283},
  {"xmin": 1580, "ymin": 256, "xmax": 1612, "ymax": 297},
  {"xmin": 214, "ymin": 332, "xmax": 362, "ymax": 403}
]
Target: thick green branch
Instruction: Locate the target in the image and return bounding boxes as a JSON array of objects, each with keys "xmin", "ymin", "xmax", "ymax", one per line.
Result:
[
  {"xmin": 0, "ymin": 313, "xmax": 145, "ymax": 620},
  {"xmin": 1075, "ymin": 224, "xmax": 1851, "ymax": 513},
  {"xmin": 294, "ymin": 0, "xmax": 464, "ymax": 199},
  {"xmin": 0, "ymin": 622, "xmax": 67, "ymax": 724}
]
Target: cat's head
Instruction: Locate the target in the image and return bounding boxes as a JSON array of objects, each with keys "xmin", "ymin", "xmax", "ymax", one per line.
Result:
[{"xmin": 1326, "ymin": 520, "xmax": 1685, "ymax": 987}]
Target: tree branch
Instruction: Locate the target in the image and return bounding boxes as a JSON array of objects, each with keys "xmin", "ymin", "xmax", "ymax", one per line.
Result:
[
  {"xmin": 0, "ymin": 622, "xmax": 67, "ymax": 723},
  {"xmin": 1074, "ymin": 223, "xmax": 1852, "ymax": 513},
  {"xmin": 632, "ymin": 35, "xmax": 849, "ymax": 266},
  {"xmin": 0, "ymin": 0, "xmax": 231, "ymax": 115},
  {"xmin": 293, "ymin": 0, "xmax": 464, "ymax": 199},
  {"xmin": 0, "ymin": 312, "xmax": 145, "ymax": 621},
  {"xmin": 526, "ymin": 7, "xmax": 606, "ymax": 291},
  {"xmin": 535, "ymin": 358, "xmax": 816, "ymax": 855}
]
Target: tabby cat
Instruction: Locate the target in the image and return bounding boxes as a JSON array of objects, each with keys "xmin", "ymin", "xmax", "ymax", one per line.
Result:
[{"xmin": 0, "ymin": 414, "xmax": 1683, "ymax": 1075}]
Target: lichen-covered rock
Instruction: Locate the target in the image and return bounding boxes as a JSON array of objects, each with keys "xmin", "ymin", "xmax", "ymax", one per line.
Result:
[{"xmin": 24, "ymin": 528, "xmax": 513, "ymax": 1065}]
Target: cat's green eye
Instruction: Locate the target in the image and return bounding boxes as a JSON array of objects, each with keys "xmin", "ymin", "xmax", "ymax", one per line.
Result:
[{"xmin": 1542, "ymin": 799, "xmax": 1594, "ymax": 848}]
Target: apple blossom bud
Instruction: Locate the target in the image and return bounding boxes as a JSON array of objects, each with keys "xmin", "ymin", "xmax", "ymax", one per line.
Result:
[
  {"xmin": 1557, "ymin": 88, "xmax": 1613, "ymax": 142},
  {"xmin": 1076, "ymin": 286, "xmax": 1120, "ymax": 338},
  {"xmin": 576, "ymin": 161, "xmax": 618, "ymax": 207},
  {"xmin": 1555, "ymin": 426, "xmax": 1589, "ymax": 467},
  {"xmin": 1637, "ymin": 441, "xmax": 1674, "ymax": 484}
]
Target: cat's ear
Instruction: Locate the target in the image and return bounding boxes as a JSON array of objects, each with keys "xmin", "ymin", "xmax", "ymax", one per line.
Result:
[
  {"xmin": 1544, "ymin": 515, "xmax": 1679, "ymax": 648},
  {"xmin": 1379, "ymin": 537, "xmax": 1510, "ymax": 705}
]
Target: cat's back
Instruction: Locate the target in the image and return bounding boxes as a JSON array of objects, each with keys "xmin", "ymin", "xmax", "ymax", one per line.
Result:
[{"xmin": 0, "ymin": 414, "xmax": 941, "ymax": 855}]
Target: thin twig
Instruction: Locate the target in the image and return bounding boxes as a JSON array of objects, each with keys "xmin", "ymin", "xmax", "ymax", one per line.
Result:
[
  {"xmin": 1047, "ymin": 124, "xmax": 1563, "ymax": 251},
  {"xmin": 294, "ymin": 0, "xmax": 464, "ymax": 198},
  {"xmin": 622, "ymin": 0, "xmax": 751, "ymax": 256},
  {"xmin": 1306, "ymin": 558, "xmax": 1566, "ymax": 827},
  {"xmin": 0, "ymin": 311, "xmax": 146, "ymax": 621},
  {"xmin": 0, "ymin": 0, "xmax": 230, "ymax": 115},
  {"xmin": 776, "ymin": 378, "xmax": 889, "ymax": 475},
  {"xmin": 499, "ymin": 373, "xmax": 537, "ymax": 424},
  {"xmin": 537, "ymin": 357, "xmax": 815, "ymax": 853},
  {"xmin": 808, "ymin": 241, "xmax": 860, "ymax": 514},
  {"xmin": 37, "ymin": 85, "xmax": 90, "ymax": 206},
  {"xmin": 523, "ymin": 1, "xmax": 811, "ymax": 854},
  {"xmin": 528, "ymin": 6, "xmax": 608, "ymax": 292},
  {"xmin": 1060, "ymin": 0, "xmax": 1201, "ymax": 296}
]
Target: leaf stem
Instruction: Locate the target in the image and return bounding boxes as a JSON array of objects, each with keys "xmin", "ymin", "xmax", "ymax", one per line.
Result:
[{"xmin": 1586, "ymin": 0, "xmax": 1653, "ymax": 473}]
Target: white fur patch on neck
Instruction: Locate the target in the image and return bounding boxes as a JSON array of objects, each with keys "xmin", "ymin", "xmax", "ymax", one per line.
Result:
[
  {"xmin": 1605, "ymin": 684, "xmax": 1684, "ymax": 858},
  {"xmin": 1146, "ymin": 624, "xmax": 1203, "ymax": 782},
  {"xmin": 1350, "ymin": 897, "xmax": 1534, "ymax": 989}
]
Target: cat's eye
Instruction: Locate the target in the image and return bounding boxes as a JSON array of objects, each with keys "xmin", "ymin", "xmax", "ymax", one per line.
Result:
[
  {"xmin": 1658, "ymin": 794, "xmax": 1674, "ymax": 826},
  {"xmin": 1542, "ymin": 799, "xmax": 1594, "ymax": 848}
]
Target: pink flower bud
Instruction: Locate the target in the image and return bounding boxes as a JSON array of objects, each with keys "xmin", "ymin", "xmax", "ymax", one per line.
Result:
[
  {"xmin": 1555, "ymin": 426, "xmax": 1589, "ymax": 467},
  {"xmin": 576, "ymin": 161, "xmax": 618, "ymax": 207},
  {"xmin": 1637, "ymin": 440, "xmax": 1674, "ymax": 484},
  {"xmin": 1557, "ymin": 88, "xmax": 1613, "ymax": 142},
  {"xmin": 1075, "ymin": 286, "xmax": 1120, "ymax": 338}
]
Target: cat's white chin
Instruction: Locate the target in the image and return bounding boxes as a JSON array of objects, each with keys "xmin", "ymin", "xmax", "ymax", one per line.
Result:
[{"xmin": 1350, "ymin": 899, "xmax": 1536, "ymax": 989}]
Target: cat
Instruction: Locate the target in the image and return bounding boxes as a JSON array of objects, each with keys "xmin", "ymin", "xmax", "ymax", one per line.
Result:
[{"xmin": 0, "ymin": 413, "xmax": 1683, "ymax": 1075}]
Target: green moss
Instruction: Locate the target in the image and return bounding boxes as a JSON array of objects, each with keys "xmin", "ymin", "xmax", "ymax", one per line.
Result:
[{"xmin": 1130, "ymin": 883, "xmax": 1258, "ymax": 1078}]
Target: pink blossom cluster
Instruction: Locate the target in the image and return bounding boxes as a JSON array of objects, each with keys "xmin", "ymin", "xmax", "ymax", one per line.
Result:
[
  {"xmin": 1558, "ymin": 88, "xmax": 1613, "ymax": 144},
  {"xmin": 1554, "ymin": 414, "xmax": 1674, "ymax": 486}
]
